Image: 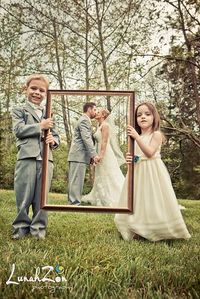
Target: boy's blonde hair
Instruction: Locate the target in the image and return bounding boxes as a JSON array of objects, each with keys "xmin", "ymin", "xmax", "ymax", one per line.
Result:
[{"xmin": 25, "ymin": 74, "xmax": 49, "ymax": 89}]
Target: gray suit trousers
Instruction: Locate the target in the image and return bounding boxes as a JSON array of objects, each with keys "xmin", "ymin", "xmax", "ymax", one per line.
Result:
[
  {"xmin": 12, "ymin": 159, "xmax": 53, "ymax": 236},
  {"xmin": 68, "ymin": 162, "xmax": 87, "ymax": 204}
]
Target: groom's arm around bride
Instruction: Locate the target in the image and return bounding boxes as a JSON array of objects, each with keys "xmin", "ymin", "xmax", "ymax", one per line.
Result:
[{"xmin": 67, "ymin": 102, "xmax": 100, "ymax": 205}]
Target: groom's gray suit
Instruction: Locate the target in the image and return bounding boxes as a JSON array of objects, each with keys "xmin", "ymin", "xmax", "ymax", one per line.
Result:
[{"xmin": 68, "ymin": 114, "xmax": 97, "ymax": 204}]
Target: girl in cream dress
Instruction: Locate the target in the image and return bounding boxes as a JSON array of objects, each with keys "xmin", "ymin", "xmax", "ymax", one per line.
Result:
[{"xmin": 115, "ymin": 102, "xmax": 191, "ymax": 241}]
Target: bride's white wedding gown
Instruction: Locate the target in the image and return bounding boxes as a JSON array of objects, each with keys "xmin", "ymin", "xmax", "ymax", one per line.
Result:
[{"xmin": 82, "ymin": 124, "xmax": 125, "ymax": 207}]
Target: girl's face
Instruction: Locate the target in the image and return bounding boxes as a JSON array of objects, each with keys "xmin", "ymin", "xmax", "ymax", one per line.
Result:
[{"xmin": 136, "ymin": 105, "xmax": 154, "ymax": 131}]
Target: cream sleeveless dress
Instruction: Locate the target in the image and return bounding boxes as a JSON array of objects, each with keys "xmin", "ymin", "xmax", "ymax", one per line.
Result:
[
  {"xmin": 82, "ymin": 124, "xmax": 125, "ymax": 207},
  {"xmin": 115, "ymin": 133, "xmax": 191, "ymax": 241}
]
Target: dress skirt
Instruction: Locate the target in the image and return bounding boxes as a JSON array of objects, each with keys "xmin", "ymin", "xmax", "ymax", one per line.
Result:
[{"xmin": 115, "ymin": 157, "xmax": 191, "ymax": 241}]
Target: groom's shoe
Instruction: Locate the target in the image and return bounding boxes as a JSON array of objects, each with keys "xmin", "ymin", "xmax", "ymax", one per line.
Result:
[{"xmin": 69, "ymin": 200, "xmax": 81, "ymax": 206}]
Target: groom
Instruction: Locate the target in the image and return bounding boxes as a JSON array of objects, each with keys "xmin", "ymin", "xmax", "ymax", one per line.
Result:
[{"xmin": 67, "ymin": 102, "xmax": 101, "ymax": 205}]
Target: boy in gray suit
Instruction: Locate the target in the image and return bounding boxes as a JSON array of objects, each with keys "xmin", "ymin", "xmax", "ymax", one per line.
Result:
[
  {"xmin": 12, "ymin": 74, "xmax": 60, "ymax": 239},
  {"xmin": 68, "ymin": 102, "xmax": 101, "ymax": 205}
]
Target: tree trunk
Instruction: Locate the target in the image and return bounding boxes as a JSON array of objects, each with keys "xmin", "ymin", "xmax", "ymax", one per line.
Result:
[
  {"xmin": 53, "ymin": 19, "xmax": 72, "ymax": 143},
  {"xmin": 85, "ymin": 0, "xmax": 90, "ymax": 102},
  {"xmin": 178, "ymin": 0, "xmax": 200, "ymax": 126},
  {"xmin": 95, "ymin": 0, "xmax": 111, "ymax": 111}
]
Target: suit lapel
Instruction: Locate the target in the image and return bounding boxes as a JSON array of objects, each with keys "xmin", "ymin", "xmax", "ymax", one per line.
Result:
[
  {"xmin": 82, "ymin": 115, "xmax": 95, "ymax": 144},
  {"xmin": 24, "ymin": 103, "xmax": 42, "ymax": 122},
  {"xmin": 82, "ymin": 114, "xmax": 92, "ymax": 128}
]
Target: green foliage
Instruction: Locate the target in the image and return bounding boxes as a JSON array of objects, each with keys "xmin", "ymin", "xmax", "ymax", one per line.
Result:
[
  {"xmin": 50, "ymin": 143, "xmax": 68, "ymax": 193},
  {"xmin": 0, "ymin": 144, "xmax": 17, "ymax": 189},
  {"xmin": 0, "ymin": 0, "xmax": 199, "ymax": 200},
  {"xmin": 162, "ymin": 136, "xmax": 200, "ymax": 199},
  {"xmin": 0, "ymin": 190, "xmax": 200, "ymax": 299},
  {"xmin": 0, "ymin": 112, "xmax": 17, "ymax": 189}
]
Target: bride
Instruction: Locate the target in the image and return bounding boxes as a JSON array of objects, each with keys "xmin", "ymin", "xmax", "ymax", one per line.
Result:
[{"xmin": 82, "ymin": 108, "xmax": 125, "ymax": 207}]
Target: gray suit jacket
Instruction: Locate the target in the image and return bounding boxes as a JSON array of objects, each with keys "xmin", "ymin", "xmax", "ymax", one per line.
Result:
[
  {"xmin": 68, "ymin": 114, "xmax": 97, "ymax": 164},
  {"xmin": 12, "ymin": 103, "xmax": 60, "ymax": 161}
]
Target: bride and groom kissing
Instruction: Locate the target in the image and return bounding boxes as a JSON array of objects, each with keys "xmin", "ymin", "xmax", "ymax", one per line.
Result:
[{"xmin": 67, "ymin": 102, "xmax": 125, "ymax": 207}]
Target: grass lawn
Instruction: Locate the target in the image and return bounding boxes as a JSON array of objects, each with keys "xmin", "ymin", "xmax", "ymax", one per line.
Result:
[{"xmin": 0, "ymin": 189, "xmax": 199, "ymax": 299}]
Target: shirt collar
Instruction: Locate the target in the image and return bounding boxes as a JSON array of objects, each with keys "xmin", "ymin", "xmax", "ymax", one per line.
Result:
[{"xmin": 27, "ymin": 101, "xmax": 45, "ymax": 111}]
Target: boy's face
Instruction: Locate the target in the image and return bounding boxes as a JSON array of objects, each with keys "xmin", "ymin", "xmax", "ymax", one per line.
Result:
[{"xmin": 26, "ymin": 79, "xmax": 47, "ymax": 105}]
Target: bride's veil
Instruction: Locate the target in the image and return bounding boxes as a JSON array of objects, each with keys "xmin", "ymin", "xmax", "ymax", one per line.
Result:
[{"xmin": 105, "ymin": 114, "xmax": 126, "ymax": 166}]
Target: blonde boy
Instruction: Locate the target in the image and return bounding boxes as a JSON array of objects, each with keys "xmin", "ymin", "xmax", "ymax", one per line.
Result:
[{"xmin": 12, "ymin": 74, "xmax": 60, "ymax": 239}]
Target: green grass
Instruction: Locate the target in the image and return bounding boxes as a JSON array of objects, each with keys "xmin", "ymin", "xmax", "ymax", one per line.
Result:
[{"xmin": 0, "ymin": 189, "xmax": 200, "ymax": 299}]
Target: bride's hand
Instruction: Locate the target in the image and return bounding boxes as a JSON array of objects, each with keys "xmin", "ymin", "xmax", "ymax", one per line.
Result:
[{"xmin": 93, "ymin": 155, "xmax": 101, "ymax": 164}]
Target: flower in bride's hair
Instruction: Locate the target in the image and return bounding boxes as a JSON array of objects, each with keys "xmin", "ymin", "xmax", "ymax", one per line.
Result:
[{"xmin": 133, "ymin": 155, "xmax": 141, "ymax": 163}]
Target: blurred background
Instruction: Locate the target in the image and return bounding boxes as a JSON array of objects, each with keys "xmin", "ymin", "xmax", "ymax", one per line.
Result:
[{"xmin": 0, "ymin": 0, "xmax": 199, "ymax": 199}]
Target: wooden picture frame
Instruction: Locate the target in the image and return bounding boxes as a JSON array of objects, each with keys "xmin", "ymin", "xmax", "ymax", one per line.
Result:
[{"xmin": 40, "ymin": 90, "xmax": 135, "ymax": 213}]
